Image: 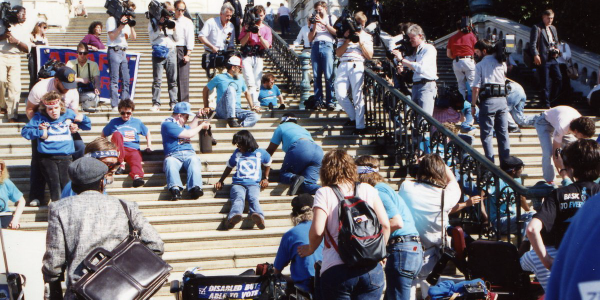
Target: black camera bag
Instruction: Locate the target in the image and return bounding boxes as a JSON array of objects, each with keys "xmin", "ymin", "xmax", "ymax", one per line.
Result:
[{"xmin": 202, "ymin": 50, "xmax": 234, "ymax": 78}]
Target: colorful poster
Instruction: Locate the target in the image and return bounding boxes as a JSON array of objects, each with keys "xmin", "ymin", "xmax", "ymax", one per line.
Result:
[{"xmin": 36, "ymin": 46, "xmax": 141, "ymax": 103}]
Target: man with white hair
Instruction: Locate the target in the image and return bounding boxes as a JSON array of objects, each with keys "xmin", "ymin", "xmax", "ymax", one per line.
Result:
[{"xmin": 198, "ymin": 3, "xmax": 236, "ymax": 53}]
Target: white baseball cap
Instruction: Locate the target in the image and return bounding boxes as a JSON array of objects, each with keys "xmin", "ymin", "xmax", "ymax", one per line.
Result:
[{"xmin": 227, "ymin": 56, "xmax": 242, "ymax": 68}]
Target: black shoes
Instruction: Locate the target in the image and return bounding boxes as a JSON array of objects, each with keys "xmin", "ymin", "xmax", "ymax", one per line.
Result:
[
  {"xmin": 170, "ymin": 187, "xmax": 181, "ymax": 201},
  {"xmin": 190, "ymin": 186, "xmax": 204, "ymax": 199},
  {"xmin": 288, "ymin": 175, "xmax": 305, "ymax": 196},
  {"xmin": 227, "ymin": 118, "xmax": 242, "ymax": 128},
  {"xmin": 132, "ymin": 177, "xmax": 144, "ymax": 188},
  {"xmin": 115, "ymin": 165, "xmax": 126, "ymax": 175}
]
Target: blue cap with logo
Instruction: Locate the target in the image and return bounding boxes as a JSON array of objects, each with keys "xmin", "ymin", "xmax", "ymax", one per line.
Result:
[{"xmin": 173, "ymin": 102, "xmax": 195, "ymax": 117}]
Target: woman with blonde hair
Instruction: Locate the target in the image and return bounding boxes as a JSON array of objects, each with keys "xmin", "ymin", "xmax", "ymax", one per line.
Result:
[
  {"xmin": 356, "ymin": 155, "xmax": 422, "ymax": 300},
  {"xmin": 0, "ymin": 160, "xmax": 26, "ymax": 229},
  {"xmin": 28, "ymin": 21, "xmax": 49, "ymax": 89},
  {"xmin": 298, "ymin": 150, "xmax": 390, "ymax": 299}
]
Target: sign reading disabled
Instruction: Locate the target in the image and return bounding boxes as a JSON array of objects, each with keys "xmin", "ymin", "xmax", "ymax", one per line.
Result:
[
  {"xmin": 36, "ymin": 46, "xmax": 141, "ymax": 103},
  {"xmin": 197, "ymin": 283, "xmax": 261, "ymax": 299}
]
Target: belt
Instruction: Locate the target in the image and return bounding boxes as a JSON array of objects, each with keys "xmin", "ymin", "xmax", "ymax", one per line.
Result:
[
  {"xmin": 481, "ymin": 83, "xmax": 507, "ymax": 98},
  {"xmin": 455, "ymin": 56, "xmax": 473, "ymax": 62},
  {"xmin": 388, "ymin": 235, "xmax": 421, "ymax": 245},
  {"xmin": 413, "ymin": 79, "xmax": 436, "ymax": 85},
  {"xmin": 340, "ymin": 59, "xmax": 363, "ymax": 63},
  {"xmin": 108, "ymin": 46, "xmax": 127, "ymax": 51}
]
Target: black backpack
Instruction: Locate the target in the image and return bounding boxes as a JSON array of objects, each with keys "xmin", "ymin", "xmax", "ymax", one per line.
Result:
[{"xmin": 324, "ymin": 183, "xmax": 387, "ymax": 268}]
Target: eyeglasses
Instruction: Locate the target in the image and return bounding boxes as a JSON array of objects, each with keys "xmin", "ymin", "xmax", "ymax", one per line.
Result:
[
  {"xmin": 102, "ymin": 161, "xmax": 120, "ymax": 172},
  {"xmin": 78, "ymin": 51, "xmax": 88, "ymax": 55},
  {"xmin": 177, "ymin": 8, "xmax": 185, "ymax": 12},
  {"xmin": 120, "ymin": 111, "xmax": 132, "ymax": 116}
]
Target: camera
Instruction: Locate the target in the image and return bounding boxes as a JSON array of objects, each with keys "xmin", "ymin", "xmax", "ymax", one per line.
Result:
[
  {"xmin": 333, "ymin": 9, "xmax": 362, "ymax": 43},
  {"xmin": 548, "ymin": 42, "xmax": 560, "ymax": 59},
  {"xmin": 459, "ymin": 16, "xmax": 475, "ymax": 34},
  {"xmin": 242, "ymin": 5, "xmax": 260, "ymax": 34},
  {"xmin": 426, "ymin": 246, "xmax": 456, "ymax": 285},
  {"xmin": 202, "ymin": 50, "xmax": 236, "ymax": 78},
  {"xmin": 105, "ymin": 0, "xmax": 136, "ymax": 27},
  {"xmin": 146, "ymin": 0, "xmax": 175, "ymax": 34},
  {"xmin": 0, "ymin": 2, "xmax": 18, "ymax": 29},
  {"xmin": 493, "ymin": 34, "xmax": 516, "ymax": 63},
  {"xmin": 309, "ymin": 11, "xmax": 317, "ymax": 24},
  {"xmin": 390, "ymin": 34, "xmax": 416, "ymax": 58}
]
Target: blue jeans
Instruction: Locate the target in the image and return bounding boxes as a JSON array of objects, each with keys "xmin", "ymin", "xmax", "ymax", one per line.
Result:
[
  {"xmin": 412, "ymin": 81, "xmax": 436, "ymax": 116},
  {"xmin": 228, "ymin": 184, "xmax": 263, "ymax": 220},
  {"xmin": 215, "ymin": 85, "xmax": 260, "ymax": 127},
  {"xmin": 538, "ymin": 62, "xmax": 562, "ymax": 107},
  {"xmin": 152, "ymin": 48, "xmax": 178, "ymax": 106},
  {"xmin": 507, "ymin": 85, "xmax": 534, "ymax": 128},
  {"xmin": 163, "ymin": 150, "xmax": 203, "ymax": 191},
  {"xmin": 280, "ymin": 139, "xmax": 323, "ymax": 194},
  {"xmin": 265, "ymin": 14, "xmax": 274, "ymax": 28},
  {"xmin": 460, "ymin": 101, "xmax": 478, "ymax": 131},
  {"xmin": 311, "ymin": 41, "xmax": 335, "ymax": 106},
  {"xmin": 107, "ymin": 47, "xmax": 130, "ymax": 107},
  {"xmin": 497, "ymin": 211, "xmax": 535, "ymax": 237},
  {"xmin": 320, "ymin": 263, "xmax": 384, "ymax": 300},
  {"xmin": 385, "ymin": 240, "xmax": 424, "ymax": 300},
  {"xmin": 478, "ymin": 97, "xmax": 510, "ymax": 163}
]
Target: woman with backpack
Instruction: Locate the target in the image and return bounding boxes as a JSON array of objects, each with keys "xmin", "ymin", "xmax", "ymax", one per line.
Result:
[{"xmin": 298, "ymin": 150, "xmax": 390, "ymax": 299}]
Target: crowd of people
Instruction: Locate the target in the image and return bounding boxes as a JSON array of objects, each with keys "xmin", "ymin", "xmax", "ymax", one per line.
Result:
[{"xmin": 0, "ymin": 1, "xmax": 598, "ymax": 300}]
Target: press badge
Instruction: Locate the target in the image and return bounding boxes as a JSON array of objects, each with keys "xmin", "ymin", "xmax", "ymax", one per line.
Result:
[{"xmin": 353, "ymin": 215, "xmax": 368, "ymax": 223}]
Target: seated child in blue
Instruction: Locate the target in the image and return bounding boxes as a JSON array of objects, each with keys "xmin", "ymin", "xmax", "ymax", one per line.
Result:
[
  {"xmin": 0, "ymin": 159, "xmax": 25, "ymax": 229},
  {"xmin": 214, "ymin": 130, "xmax": 272, "ymax": 230},
  {"xmin": 258, "ymin": 73, "xmax": 285, "ymax": 108}
]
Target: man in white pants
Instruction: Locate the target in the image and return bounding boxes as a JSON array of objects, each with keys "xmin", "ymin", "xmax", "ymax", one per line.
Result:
[
  {"xmin": 335, "ymin": 12, "xmax": 373, "ymax": 135},
  {"xmin": 446, "ymin": 19, "xmax": 477, "ymax": 101}
]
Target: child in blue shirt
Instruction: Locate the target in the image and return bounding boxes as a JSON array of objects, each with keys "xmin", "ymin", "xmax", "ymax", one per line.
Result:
[
  {"xmin": 215, "ymin": 130, "xmax": 272, "ymax": 230},
  {"xmin": 0, "ymin": 159, "xmax": 25, "ymax": 229},
  {"xmin": 258, "ymin": 73, "xmax": 286, "ymax": 109},
  {"xmin": 22, "ymin": 92, "xmax": 91, "ymax": 205}
]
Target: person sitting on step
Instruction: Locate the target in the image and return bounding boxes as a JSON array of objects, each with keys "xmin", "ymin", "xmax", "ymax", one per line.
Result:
[
  {"xmin": 161, "ymin": 102, "xmax": 210, "ymax": 201},
  {"xmin": 215, "ymin": 130, "xmax": 271, "ymax": 230},
  {"xmin": 101, "ymin": 99, "xmax": 152, "ymax": 188},
  {"xmin": 0, "ymin": 159, "xmax": 26, "ymax": 229},
  {"xmin": 201, "ymin": 56, "xmax": 260, "ymax": 128},
  {"xmin": 258, "ymin": 73, "xmax": 286, "ymax": 109}
]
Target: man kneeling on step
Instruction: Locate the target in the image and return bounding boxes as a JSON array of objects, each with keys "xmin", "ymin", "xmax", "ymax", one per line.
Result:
[
  {"xmin": 161, "ymin": 102, "xmax": 210, "ymax": 200},
  {"xmin": 201, "ymin": 56, "xmax": 261, "ymax": 128}
]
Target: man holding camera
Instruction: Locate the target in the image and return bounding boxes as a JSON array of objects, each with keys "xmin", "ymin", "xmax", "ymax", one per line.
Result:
[
  {"xmin": 148, "ymin": 2, "xmax": 178, "ymax": 112},
  {"xmin": 174, "ymin": 0, "xmax": 195, "ymax": 103},
  {"xmin": 530, "ymin": 9, "xmax": 561, "ymax": 108},
  {"xmin": 198, "ymin": 3, "xmax": 235, "ymax": 54},
  {"xmin": 67, "ymin": 43, "xmax": 101, "ymax": 113},
  {"xmin": 392, "ymin": 24, "xmax": 438, "ymax": 117},
  {"xmin": 240, "ymin": 5, "xmax": 272, "ymax": 106},
  {"xmin": 308, "ymin": 1, "xmax": 337, "ymax": 111},
  {"xmin": 0, "ymin": 5, "xmax": 29, "ymax": 123},
  {"xmin": 106, "ymin": 8, "xmax": 136, "ymax": 111}
]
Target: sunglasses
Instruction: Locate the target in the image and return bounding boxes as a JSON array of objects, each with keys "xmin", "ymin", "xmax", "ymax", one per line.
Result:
[
  {"xmin": 177, "ymin": 8, "xmax": 185, "ymax": 12},
  {"xmin": 102, "ymin": 161, "xmax": 120, "ymax": 172},
  {"xmin": 78, "ymin": 51, "xmax": 88, "ymax": 55},
  {"xmin": 120, "ymin": 111, "xmax": 132, "ymax": 116},
  {"xmin": 42, "ymin": 26, "xmax": 47, "ymax": 29}
]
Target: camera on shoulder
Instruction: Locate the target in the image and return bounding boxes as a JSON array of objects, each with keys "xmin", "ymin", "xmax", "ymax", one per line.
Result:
[
  {"xmin": 333, "ymin": 9, "xmax": 362, "ymax": 43},
  {"xmin": 105, "ymin": 0, "xmax": 136, "ymax": 27},
  {"xmin": 0, "ymin": 2, "xmax": 20, "ymax": 29},
  {"xmin": 146, "ymin": 0, "xmax": 176, "ymax": 33},
  {"xmin": 242, "ymin": 4, "xmax": 260, "ymax": 34},
  {"xmin": 492, "ymin": 34, "xmax": 516, "ymax": 63}
]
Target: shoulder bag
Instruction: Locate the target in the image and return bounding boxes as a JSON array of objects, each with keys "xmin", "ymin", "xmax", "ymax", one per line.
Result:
[{"xmin": 72, "ymin": 200, "xmax": 171, "ymax": 300}]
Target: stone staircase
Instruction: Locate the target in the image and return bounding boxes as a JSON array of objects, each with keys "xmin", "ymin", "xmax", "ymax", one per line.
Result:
[{"xmin": 3, "ymin": 13, "xmax": 398, "ymax": 298}]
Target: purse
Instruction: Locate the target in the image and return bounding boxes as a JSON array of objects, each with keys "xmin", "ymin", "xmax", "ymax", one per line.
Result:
[
  {"xmin": 152, "ymin": 45, "xmax": 170, "ymax": 59},
  {"xmin": 199, "ymin": 111, "xmax": 217, "ymax": 154},
  {"xmin": 72, "ymin": 200, "xmax": 172, "ymax": 300},
  {"xmin": 566, "ymin": 58, "xmax": 579, "ymax": 80}
]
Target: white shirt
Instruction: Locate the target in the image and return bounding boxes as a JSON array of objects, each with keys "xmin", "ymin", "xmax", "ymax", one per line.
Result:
[
  {"xmin": 174, "ymin": 16, "xmax": 195, "ymax": 50},
  {"xmin": 266, "ymin": 6, "xmax": 274, "ymax": 16},
  {"xmin": 557, "ymin": 42, "xmax": 571, "ymax": 64},
  {"xmin": 148, "ymin": 23, "xmax": 178, "ymax": 49},
  {"xmin": 472, "ymin": 55, "xmax": 507, "ymax": 88},
  {"xmin": 106, "ymin": 16, "xmax": 131, "ymax": 48},
  {"xmin": 28, "ymin": 78, "xmax": 79, "ymax": 111},
  {"xmin": 198, "ymin": 16, "xmax": 235, "ymax": 51},
  {"xmin": 0, "ymin": 21, "xmax": 31, "ymax": 54},
  {"xmin": 310, "ymin": 14, "xmax": 337, "ymax": 44},
  {"xmin": 277, "ymin": 6, "xmax": 290, "ymax": 16},
  {"xmin": 292, "ymin": 25, "xmax": 311, "ymax": 48},
  {"xmin": 313, "ymin": 183, "xmax": 383, "ymax": 275},
  {"xmin": 543, "ymin": 106, "xmax": 581, "ymax": 143},
  {"xmin": 399, "ymin": 179, "xmax": 461, "ymax": 249},
  {"xmin": 337, "ymin": 31, "xmax": 373, "ymax": 62},
  {"xmin": 406, "ymin": 42, "xmax": 438, "ymax": 81}
]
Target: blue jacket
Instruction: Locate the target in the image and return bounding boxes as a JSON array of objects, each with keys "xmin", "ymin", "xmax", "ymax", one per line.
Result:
[
  {"xmin": 22, "ymin": 109, "xmax": 92, "ymax": 155},
  {"xmin": 530, "ymin": 22, "xmax": 559, "ymax": 64}
]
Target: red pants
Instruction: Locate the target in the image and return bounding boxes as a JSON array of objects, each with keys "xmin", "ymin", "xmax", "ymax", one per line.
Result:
[{"xmin": 111, "ymin": 132, "xmax": 144, "ymax": 179}]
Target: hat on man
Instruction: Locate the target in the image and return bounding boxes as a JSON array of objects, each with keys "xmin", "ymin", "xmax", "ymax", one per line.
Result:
[
  {"xmin": 69, "ymin": 157, "xmax": 109, "ymax": 185},
  {"xmin": 173, "ymin": 102, "xmax": 195, "ymax": 118},
  {"xmin": 226, "ymin": 56, "xmax": 242, "ymax": 68},
  {"xmin": 55, "ymin": 67, "xmax": 78, "ymax": 90},
  {"xmin": 291, "ymin": 193, "xmax": 314, "ymax": 215},
  {"xmin": 500, "ymin": 156, "xmax": 524, "ymax": 173}
]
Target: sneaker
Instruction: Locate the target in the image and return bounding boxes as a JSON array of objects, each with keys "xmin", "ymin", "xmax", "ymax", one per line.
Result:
[
  {"xmin": 111, "ymin": 106, "xmax": 118, "ymax": 112},
  {"xmin": 227, "ymin": 118, "xmax": 242, "ymax": 128},
  {"xmin": 29, "ymin": 199, "xmax": 40, "ymax": 207},
  {"xmin": 508, "ymin": 127, "xmax": 521, "ymax": 133},
  {"xmin": 344, "ymin": 120, "xmax": 356, "ymax": 127},
  {"xmin": 227, "ymin": 214, "xmax": 243, "ymax": 230},
  {"xmin": 288, "ymin": 175, "xmax": 305, "ymax": 196},
  {"xmin": 115, "ymin": 164, "xmax": 126, "ymax": 175},
  {"xmin": 132, "ymin": 177, "xmax": 144, "ymax": 188},
  {"xmin": 251, "ymin": 213, "xmax": 266, "ymax": 230},
  {"xmin": 150, "ymin": 105, "xmax": 160, "ymax": 112},
  {"xmin": 169, "ymin": 187, "xmax": 181, "ymax": 201},
  {"xmin": 190, "ymin": 186, "xmax": 204, "ymax": 199}
]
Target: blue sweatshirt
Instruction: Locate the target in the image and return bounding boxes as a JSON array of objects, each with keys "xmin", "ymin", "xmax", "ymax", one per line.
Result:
[{"xmin": 22, "ymin": 109, "xmax": 92, "ymax": 155}]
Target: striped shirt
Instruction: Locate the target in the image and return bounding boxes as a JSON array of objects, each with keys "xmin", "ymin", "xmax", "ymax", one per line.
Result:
[{"xmin": 520, "ymin": 246, "xmax": 559, "ymax": 291}]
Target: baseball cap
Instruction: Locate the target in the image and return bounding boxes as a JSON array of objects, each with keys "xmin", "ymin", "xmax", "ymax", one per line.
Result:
[
  {"xmin": 227, "ymin": 56, "xmax": 242, "ymax": 68},
  {"xmin": 173, "ymin": 102, "xmax": 195, "ymax": 117},
  {"xmin": 291, "ymin": 193, "xmax": 314, "ymax": 215},
  {"xmin": 500, "ymin": 156, "xmax": 524, "ymax": 173},
  {"xmin": 69, "ymin": 157, "xmax": 109, "ymax": 185},
  {"xmin": 55, "ymin": 67, "xmax": 78, "ymax": 90}
]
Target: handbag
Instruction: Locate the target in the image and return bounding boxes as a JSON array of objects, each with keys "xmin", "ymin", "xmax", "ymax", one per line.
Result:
[
  {"xmin": 566, "ymin": 58, "xmax": 579, "ymax": 80},
  {"xmin": 72, "ymin": 200, "xmax": 172, "ymax": 300},
  {"xmin": 152, "ymin": 45, "xmax": 170, "ymax": 59}
]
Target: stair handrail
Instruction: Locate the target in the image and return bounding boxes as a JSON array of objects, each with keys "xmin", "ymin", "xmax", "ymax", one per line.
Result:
[
  {"xmin": 266, "ymin": 30, "xmax": 303, "ymax": 97},
  {"xmin": 193, "ymin": 12, "xmax": 205, "ymax": 37},
  {"xmin": 363, "ymin": 68, "xmax": 553, "ymax": 245}
]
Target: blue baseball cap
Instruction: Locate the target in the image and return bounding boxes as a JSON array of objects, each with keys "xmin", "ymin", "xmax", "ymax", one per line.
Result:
[{"xmin": 173, "ymin": 102, "xmax": 195, "ymax": 117}]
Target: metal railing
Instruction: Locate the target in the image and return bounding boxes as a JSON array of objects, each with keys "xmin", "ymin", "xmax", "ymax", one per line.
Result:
[
  {"xmin": 266, "ymin": 31, "xmax": 304, "ymax": 97},
  {"xmin": 363, "ymin": 69, "xmax": 552, "ymax": 245},
  {"xmin": 194, "ymin": 13, "xmax": 205, "ymax": 38}
]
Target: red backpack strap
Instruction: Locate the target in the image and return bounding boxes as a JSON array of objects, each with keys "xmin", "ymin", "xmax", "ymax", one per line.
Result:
[{"xmin": 323, "ymin": 185, "xmax": 345, "ymax": 253}]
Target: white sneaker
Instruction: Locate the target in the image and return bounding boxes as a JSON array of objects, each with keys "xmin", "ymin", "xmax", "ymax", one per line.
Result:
[
  {"xmin": 111, "ymin": 107, "xmax": 118, "ymax": 112},
  {"xmin": 151, "ymin": 105, "xmax": 160, "ymax": 112},
  {"xmin": 29, "ymin": 199, "xmax": 40, "ymax": 207}
]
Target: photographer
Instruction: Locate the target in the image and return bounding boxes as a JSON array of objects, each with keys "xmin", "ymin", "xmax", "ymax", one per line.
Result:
[
  {"xmin": 66, "ymin": 43, "xmax": 101, "ymax": 113},
  {"xmin": 198, "ymin": 3, "xmax": 235, "ymax": 53},
  {"xmin": 0, "ymin": 5, "xmax": 29, "ymax": 123},
  {"xmin": 148, "ymin": 1, "xmax": 179, "ymax": 112},
  {"xmin": 392, "ymin": 24, "xmax": 438, "ymax": 116},
  {"xmin": 174, "ymin": 0, "xmax": 195, "ymax": 103},
  {"xmin": 308, "ymin": 1, "xmax": 337, "ymax": 111},
  {"xmin": 471, "ymin": 39, "xmax": 510, "ymax": 163},
  {"xmin": 224, "ymin": 0, "xmax": 243, "ymax": 44},
  {"xmin": 530, "ymin": 9, "xmax": 561, "ymax": 108},
  {"xmin": 239, "ymin": 5, "xmax": 272, "ymax": 106},
  {"xmin": 334, "ymin": 11, "xmax": 373, "ymax": 136},
  {"xmin": 106, "ymin": 3, "xmax": 136, "ymax": 111}
]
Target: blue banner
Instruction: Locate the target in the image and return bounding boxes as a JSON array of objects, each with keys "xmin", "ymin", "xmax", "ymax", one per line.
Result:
[
  {"xmin": 197, "ymin": 283, "xmax": 261, "ymax": 299},
  {"xmin": 36, "ymin": 46, "xmax": 141, "ymax": 103}
]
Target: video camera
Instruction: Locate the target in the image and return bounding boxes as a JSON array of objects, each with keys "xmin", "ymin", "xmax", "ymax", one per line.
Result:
[
  {"xmin": 309, "ymin": 11, "xmax": 317, "ymax": 24},
  {"xmin": 0, "ymin": 2, "xmax": 18, "ymax": 29},
  {"xmin": 492, "ymin": 34, "xmax": 516, "ymax": 63},
  {"xmin": 105, "ymin": 0, "xmax": 136, "ymax": 27},
  {"xmin": 459, "ymin": 16, "xmax": 476, "ymax": 34},
  {"xmin": 389, "ymin": 34, "xmax": 416, "ymax": 59},
  {"xmin": 333, "ymin": 9, "xmax": 362, "ymax": 43},
  {"xmin": 242, "ymin": 4, "xmax": 260, "ymax": 34},
  {"xmin": 146, "ymin": 0, "xmax": 175, "ymax": 35}
]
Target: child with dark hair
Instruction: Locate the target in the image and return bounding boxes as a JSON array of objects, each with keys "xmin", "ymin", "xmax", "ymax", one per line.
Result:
[
  {"xmin": 258, "ymin": 73, "xmax": 286, "ymax": 109},
  {"xmin": 215, "ymin": 130, "xmax": 272, "ymax": 230},
  {"xmin": 22, "ymin": 92, "xmax": 91, "ymax": 205}
]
